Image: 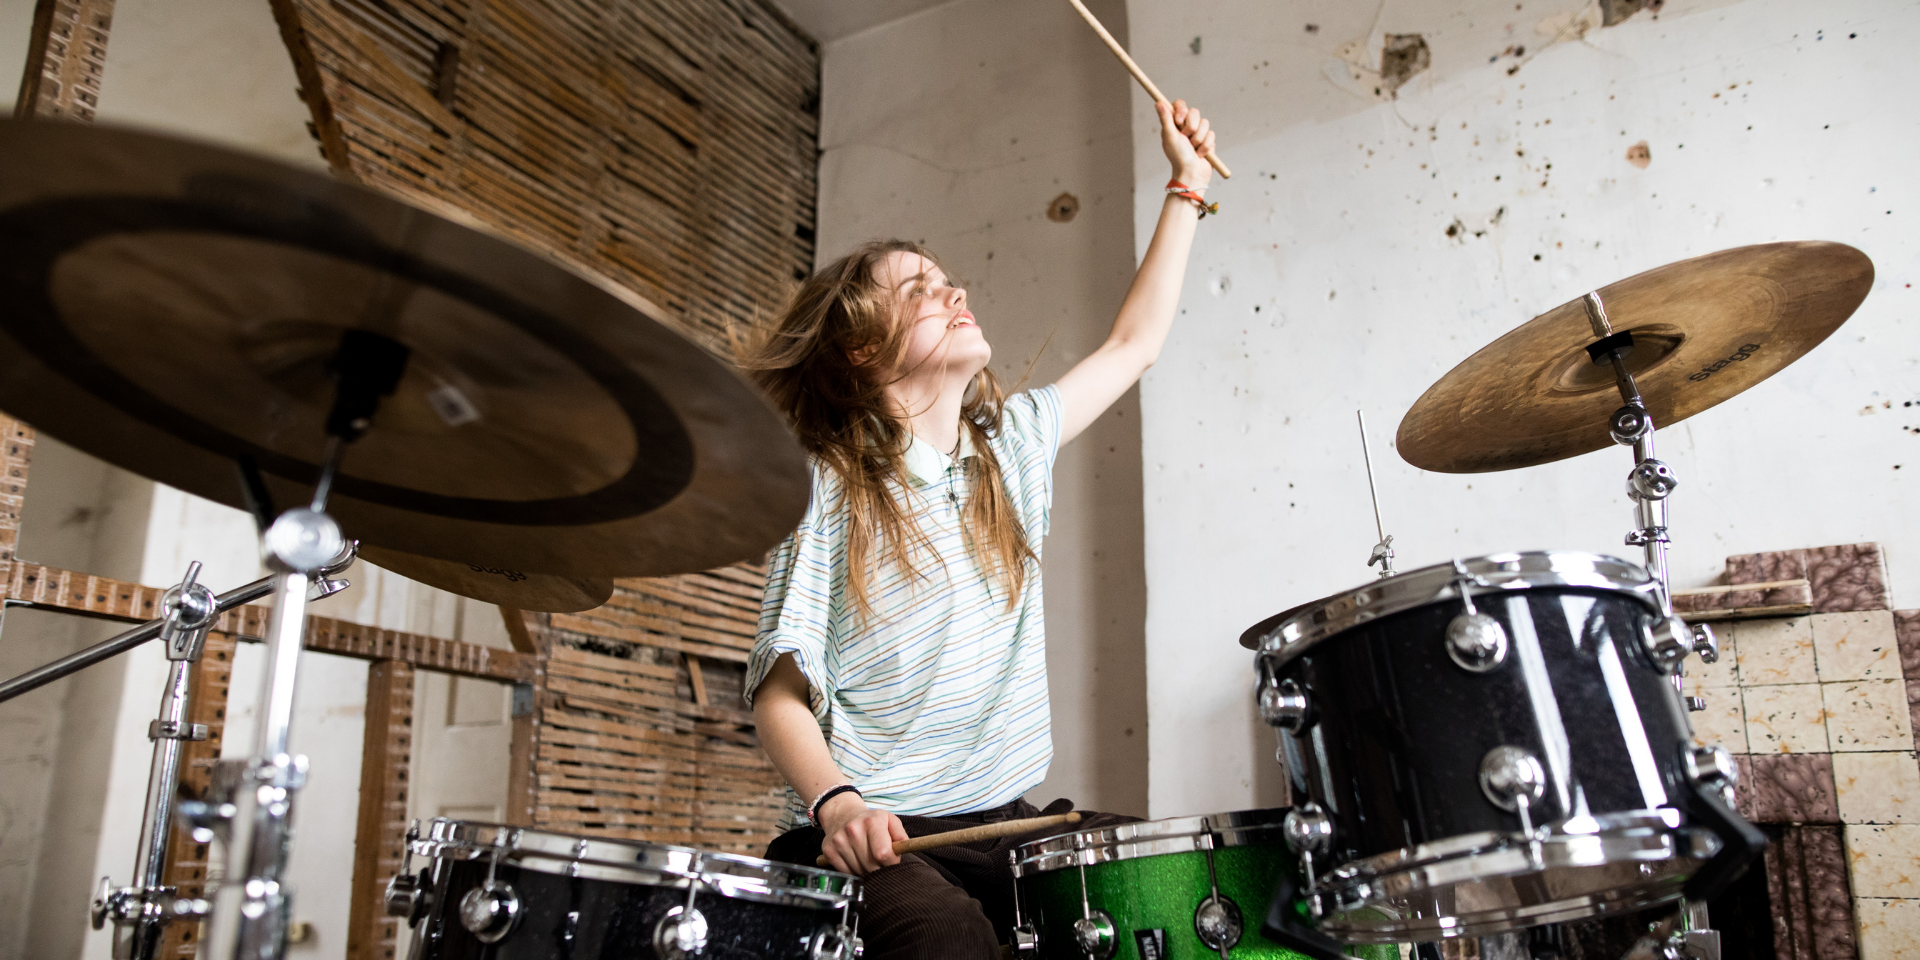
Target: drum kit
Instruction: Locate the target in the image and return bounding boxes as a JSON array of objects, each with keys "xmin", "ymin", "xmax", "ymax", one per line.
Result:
[{"xmin": 0, "ymin": 113, "xmax": 1876, "ymax": 960}]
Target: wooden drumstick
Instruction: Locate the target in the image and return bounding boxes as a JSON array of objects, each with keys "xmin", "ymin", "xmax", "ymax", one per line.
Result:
[
  {"xmin": 1064, "ymin": 0, "xmax": 1233, "ymax": 179},
  {"xmin": 814, "ymin": 812, "xmax": 1082, "ymax": 867}
]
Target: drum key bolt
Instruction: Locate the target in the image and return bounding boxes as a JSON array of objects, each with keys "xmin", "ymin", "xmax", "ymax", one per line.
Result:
[
  {"xmin": 1689, "ymin": 623, "xmax": 1718, "ymax": 664},
  {"xmin": 1445, "ymin": 584, "xmax": 1509, "ymax": 673},
  {"xmin": 656, "ymin": 855, "xmax": 711, "ymax": 959},
  {"xmin": 1192, "ymin": 819, "xmax": 1244, "ymax": 957},
  {"xmin": 385, "ymin": 821, "xmax": 432, "ymax": 924},
  {"xmin": 1641, "ymin": 617, "xmax": 1694, "ymax": 674},
  {"xmin": 1069, "ymin": 834, "xmax": 1118, "ymax": 958},
  {"xmin": 1478, "ymin": 747, "xmax": 1546, "ymax": 813}
]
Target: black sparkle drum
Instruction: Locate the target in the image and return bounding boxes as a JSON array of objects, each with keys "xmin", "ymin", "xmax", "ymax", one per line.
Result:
[
  {"xmin": 391, "ymin": 819, "xmax": 861, "ymax": 959},
  {"xmin": 1241, "ymin": 552, "xmax": 1762, "ymax": 944}
]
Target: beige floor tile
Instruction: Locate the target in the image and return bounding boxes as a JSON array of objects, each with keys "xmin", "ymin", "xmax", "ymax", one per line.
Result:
[
  {"xmin": 1826, "ymin": 681, "xmax": 1917, "ymax": 752},
  {"xmin": 1688, "ymin": 693, "xmax": 1749, "ymax": 754},
  {"xmin": 1737, "ymin": 616, "xmax": 1817, "ymax": 685},
  {"xmin": 1834, "ymin": 752, "xmax": 1920, "ymax": 823},
  {"xmin": 1814, "ymin": 611, "xmax": 1901, "ymax": 681},
  {"xmin": 1847, "ymin": 825, "xmax": 1920, "ymax": 897},
  {"xmin": 1857, "ymin": 898, "xmax": 1920, "ymax": 960},
  {"xmin": 1744, "ymin": 684, "xmax": 1830, "ymax": 754}
]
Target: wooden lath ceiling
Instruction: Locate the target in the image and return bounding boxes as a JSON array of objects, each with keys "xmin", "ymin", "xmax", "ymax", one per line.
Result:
[{"xmin": 270, "ymin": 0, "xmax": 821, "ymax": 350}]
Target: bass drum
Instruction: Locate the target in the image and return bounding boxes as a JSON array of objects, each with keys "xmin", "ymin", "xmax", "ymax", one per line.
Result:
[
  {"xmin": 1242, "ymin": 552, "xmax": 1763, "ymax": 944},
  {"xmin": 392, "ymin": 819, "xmax": 861, "ymax": 959}
]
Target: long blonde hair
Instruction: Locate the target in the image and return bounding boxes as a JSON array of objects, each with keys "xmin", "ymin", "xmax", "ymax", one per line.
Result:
[{"xmin": 736, "ymin": 240, "xmax": 1035, "ymax": 620}]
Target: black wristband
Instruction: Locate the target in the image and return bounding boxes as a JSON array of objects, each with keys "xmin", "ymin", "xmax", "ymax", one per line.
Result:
[{"xmin": 809, "ymin": 784, "xmax": 862, "ymax": 826}]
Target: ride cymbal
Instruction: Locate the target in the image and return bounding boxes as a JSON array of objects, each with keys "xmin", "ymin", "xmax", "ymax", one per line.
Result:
[
  {"xmin": 1397, "ymin": 241, "xmax": 1873, "ymax": 473},
  {"xmin": 355, "ymin": 544, "xmax": 613, "ymax": 613},
  {"xmin": 0, "ymin": 121, "xmax": 808, "ymax": 576}
]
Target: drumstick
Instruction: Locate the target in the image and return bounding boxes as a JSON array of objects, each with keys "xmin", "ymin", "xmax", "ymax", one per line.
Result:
[
  {"xmin": 1064, "ymin": 0, "xmax": 1233, "ymax": 179},
  {"xmin": 814, "ymin": 812, "xmax": 1082, "ymax": 867}
]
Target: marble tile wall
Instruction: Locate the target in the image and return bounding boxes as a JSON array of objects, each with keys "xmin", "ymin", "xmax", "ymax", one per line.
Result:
[{"xmin": 1687, "ymin": 543, "xmax": 1918, "ymax": 959}]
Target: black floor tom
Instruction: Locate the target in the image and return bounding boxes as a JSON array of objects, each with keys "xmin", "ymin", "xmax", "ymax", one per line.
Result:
[{"xmin": 1242, "ymin": 552, "xmax": 1762, "ymax": 944}]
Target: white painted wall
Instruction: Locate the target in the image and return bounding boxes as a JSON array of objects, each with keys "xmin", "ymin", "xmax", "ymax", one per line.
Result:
[
  {"xmin": 815, "ymin": 0, "xmax": 1151, "ymax": 815},
  {"xmin": 1125, "ymin": 0, "xmax": 1920, "ymax": 818}
]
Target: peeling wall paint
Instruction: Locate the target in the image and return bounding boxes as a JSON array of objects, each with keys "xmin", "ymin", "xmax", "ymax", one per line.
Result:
[{"xmin": 1125, "ymin": 0, "xmax": 1919, "ymax": 821}]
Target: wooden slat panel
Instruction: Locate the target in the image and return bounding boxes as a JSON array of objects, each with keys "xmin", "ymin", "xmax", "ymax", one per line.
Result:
[
  {"xmin": 15, "ymin": 0, "xmax": 115, "ymax": 122},
  {"xmin": 347, "ymin": 661, "xmax": 415, "ymax": 960}
]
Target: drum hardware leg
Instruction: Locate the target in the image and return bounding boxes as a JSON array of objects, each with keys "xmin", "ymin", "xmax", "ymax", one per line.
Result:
[
  {"xmin": 1258, "ymin": 820, "xmax": 1346, "ymax": 960},
  {"xmin": 655, "ymin": 855, "xmax": 712, "ymax": 959},
  {"xmin": 1673, "ymin": 745, "xmax": 1765, "ymax": 904},
  {"xmin": 1192, "ymin": 819, "xmax": 1244, "ymax": 958},
  {"xmin": 1007, "ymin": 850, "xmax": 1039, "ymax": 954},
  {"xmin": 205, "ymin": 330, "xmax": 407, "ymax": 960},
  {"xmin": 1068, "ymin": 834, "xmax": 1117, "ymax": 959}
]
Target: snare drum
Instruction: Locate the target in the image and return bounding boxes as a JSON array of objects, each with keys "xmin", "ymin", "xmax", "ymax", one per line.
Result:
[
  {"xmin": 1008, "ymin": 809, "xmax": 1391, "ymax": 959},
  {"xmin": 1243, "ymin": 552, "xmax": 1763, "ymax": 944},
  {"xmin": 389, "ymin": 819, "xmax": 861, "ymax": 959}
]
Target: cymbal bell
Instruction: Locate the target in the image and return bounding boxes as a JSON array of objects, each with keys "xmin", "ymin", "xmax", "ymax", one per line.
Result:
[
  {"xmin": 354, "ymin": 544, "xmax": 613, "ymax": 613},
  {"xmin": 1397, "ymin": 241, "xmax": 1873, "ymax": 473},
  {"xmin": 0, "ymin": 121, "xmax": 809, "ymax": 577}
]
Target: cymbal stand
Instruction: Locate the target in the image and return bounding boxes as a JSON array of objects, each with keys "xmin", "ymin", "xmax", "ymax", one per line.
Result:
[
  {"xmin": 1583, "ymin": 293, "xmax": 1724, "ymax": 960},
  {"xmin": 87, "ymin": 561, "xmax": 215, "ymax": 960},
  {"xmin": 195, "ymin": 330, "xmax": 409, "ymax": 960},
  {"xmin": 1581, "ymin": 292, "xmax": 1717, "ymax": 678}
]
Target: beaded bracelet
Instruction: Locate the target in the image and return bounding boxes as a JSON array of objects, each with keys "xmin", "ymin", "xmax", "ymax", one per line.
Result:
[{"xmin": 1167, "ymin": 179, "xmax": 1219, "ymax": 218}]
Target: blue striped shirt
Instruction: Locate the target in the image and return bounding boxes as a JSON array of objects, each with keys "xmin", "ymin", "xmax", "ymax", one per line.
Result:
[{"xmin": 747, "ymin": 386, "xmax": 1063, "ymax": 829}]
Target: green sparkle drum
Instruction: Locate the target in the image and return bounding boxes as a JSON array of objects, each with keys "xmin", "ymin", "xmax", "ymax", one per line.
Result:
[{"xmin": 1009, "ymin": 809, "xmax": 1391, "ymax": 959}]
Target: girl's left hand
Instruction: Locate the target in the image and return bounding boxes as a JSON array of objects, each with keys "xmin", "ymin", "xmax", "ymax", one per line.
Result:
[{"xmin": 1157, "ymin": 99, "xmax": 1216, "ymax": 190}]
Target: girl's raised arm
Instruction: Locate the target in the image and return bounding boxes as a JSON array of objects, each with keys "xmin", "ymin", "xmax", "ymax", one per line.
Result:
[{"xmin": 1054, "ymin": 98, "xmax": 1218, "ymax": 445}]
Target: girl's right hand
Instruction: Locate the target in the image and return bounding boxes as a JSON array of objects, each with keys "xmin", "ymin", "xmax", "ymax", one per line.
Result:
[{"xmin": 818, "ymin": 793, "xmax": 908, "ymax": 875}]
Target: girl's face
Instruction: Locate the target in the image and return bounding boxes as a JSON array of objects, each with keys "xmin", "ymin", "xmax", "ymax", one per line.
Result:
[{"xmin": 877, "ymin": 251, "xmax": 989, "ymax": 380}]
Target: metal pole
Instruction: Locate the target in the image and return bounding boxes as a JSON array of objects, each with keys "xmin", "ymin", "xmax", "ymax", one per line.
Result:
[{"xmin": 0, "ymin": 575, "xmax": 277, "ymax": 704}]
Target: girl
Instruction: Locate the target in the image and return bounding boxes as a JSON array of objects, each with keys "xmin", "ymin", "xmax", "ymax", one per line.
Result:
[{"xmin": 740, "ymin": 99, "xmax": 1218, "ymax": 959}]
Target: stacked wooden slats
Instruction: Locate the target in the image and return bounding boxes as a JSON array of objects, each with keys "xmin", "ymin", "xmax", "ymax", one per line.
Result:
[
  {"xmin": 536, "ymin": 562, "xmax": 784, "ymax": 855},
  {"xmin": 270, "ymin": 0, "xmax": 820, "ymax": 351}
]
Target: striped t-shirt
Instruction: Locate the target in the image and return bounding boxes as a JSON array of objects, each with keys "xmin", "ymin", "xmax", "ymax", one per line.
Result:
[{"xmin": 746, "ymin": 386, "xmax": 1063, "ymax": 829}]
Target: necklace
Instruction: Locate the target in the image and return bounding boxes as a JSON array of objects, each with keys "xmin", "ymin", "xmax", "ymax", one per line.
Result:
[{"xmin": 946, "ymin": 432, "xmax": 963, "ymax": 507}]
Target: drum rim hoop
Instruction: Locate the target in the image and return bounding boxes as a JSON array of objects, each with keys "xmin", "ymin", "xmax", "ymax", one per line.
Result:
[
  {"xmin": 411, "ymin": 818, "xmax": 858, "ymax": 907},
  {"xmin": 1244, "ymin": 550, "xmax": 1660, "ymax": 664},
  {"xmin": 1012, "ymin": 807, "xmax": 1289, "ymax": 875}
]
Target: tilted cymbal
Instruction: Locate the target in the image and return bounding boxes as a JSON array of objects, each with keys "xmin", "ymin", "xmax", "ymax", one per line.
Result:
[
  {"xmin": 0, "ymin": 121, "xmax": 808, "ymax": 576},
  {"xmin": 1397, "ymin": 242, "xmax": 1873, "ymax": 473},
  {"xmin": 356, "ymin": 544, "xmax": 613, "ymax": 613}
]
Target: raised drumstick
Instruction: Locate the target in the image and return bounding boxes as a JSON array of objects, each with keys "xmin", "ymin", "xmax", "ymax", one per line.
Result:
[
  {"xmin": 815, "ymin": 811, "xmax": 1082, "ymax": 868},
  {"xmin": 1065, "ymin": 0, "xmax": 1232, "ymax": 179}
]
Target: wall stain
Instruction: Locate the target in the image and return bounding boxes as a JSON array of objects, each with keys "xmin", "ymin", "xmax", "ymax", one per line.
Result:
[
  {"xmin": 1380, "ymin": 34, "xmax": 1431, "ymax": 94},
  {"xmin": 1626, "ymin": 140, "xmax": 1652, "ymax": 168},
  {"xmin": 1047, "ymin": 192, "xmax": 1080, "ymax": 223}
]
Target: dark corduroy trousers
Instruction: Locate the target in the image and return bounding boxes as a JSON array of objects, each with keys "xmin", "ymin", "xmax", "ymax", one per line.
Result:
[{"xmin": 765, "ymin": 797, "xmax": 1141, "ymax": 960}]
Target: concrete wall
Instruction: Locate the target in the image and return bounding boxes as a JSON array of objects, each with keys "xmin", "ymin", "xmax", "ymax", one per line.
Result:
[
  {"xmin": 814, "ymin": 0, "xmax": 1150, "ymax": 815},
  {"xmin": 1123, "ymin": 0, "xmax": 1920, "ymax": 821}
]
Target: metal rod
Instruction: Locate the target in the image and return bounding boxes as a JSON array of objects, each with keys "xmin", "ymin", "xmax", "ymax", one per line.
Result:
[
  {"xmin": 309, "ymin": 436, "xmax": 345, "ymax": 512},
  {"xmin": 1357, "ymin": 410, "xmax": 1386, "ymax": 543},
  {"xmin": 0, "ymin": 575, "xmax": 277, "ymax": 704}
]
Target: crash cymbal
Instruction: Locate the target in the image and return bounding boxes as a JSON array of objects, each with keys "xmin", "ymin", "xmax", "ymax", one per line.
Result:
[
  {"xmin": 355, "ymin": 544, "xmax": 613, "ymax": 613},
  {"xmin": 1398, "ymin": 241, "xmax": 1873, "ymax": 473},
  {"xmin": 0, "ymin": 121, "xmax": 808, "ymax": 576}
]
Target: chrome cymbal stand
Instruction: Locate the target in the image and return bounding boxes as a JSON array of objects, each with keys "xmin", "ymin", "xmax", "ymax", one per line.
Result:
[
  {"xmin": 1581, "ymin": 292, "xmax": 1718, "ymax": 680},
  {"xmin": 196, "ymin": 330, "xmax": 409, "ymax": 960},
  {"xmin": 1583, "ymin": 293, "xmax": 1725, "ymax": 960},
  {"xmin": 1356, "ymin": 410, "xmax": 1395, "ymax": 578},
  {"xmin": 88, "ymin": 562, "xmax": 215, "ymax": 960}
]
